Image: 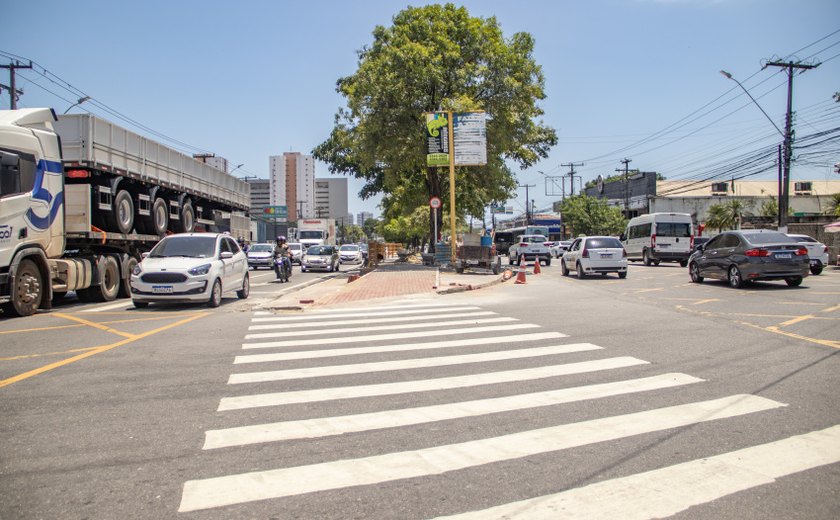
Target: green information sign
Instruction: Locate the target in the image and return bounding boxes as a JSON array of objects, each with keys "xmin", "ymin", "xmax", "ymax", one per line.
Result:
[
  {"xmin": 263, "ymin": 205, "xmax": 288, "ymax": 218},
  {"xmin": 426, "ymin": 113, "xmax": 450, "ymax": 167}
]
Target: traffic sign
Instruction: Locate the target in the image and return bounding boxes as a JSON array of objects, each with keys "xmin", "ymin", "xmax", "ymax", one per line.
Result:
[{"xmin": 430, "ymin": 196, "xmax": 442, "ymax": 209}]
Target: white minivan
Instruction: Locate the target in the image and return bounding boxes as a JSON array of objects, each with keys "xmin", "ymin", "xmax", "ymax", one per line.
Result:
[{"xmin": 621, "ymin": 212, "xmax": 694, "ymax": 266}]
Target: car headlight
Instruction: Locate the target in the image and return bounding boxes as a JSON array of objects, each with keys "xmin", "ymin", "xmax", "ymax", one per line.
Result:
[
  {"xmin": 188, "ymin": 263, "xmax": 212, "ymax": 276},
  {"xmin": 132, "ymin": 264, "xmax": 143, "ymax": 276}
]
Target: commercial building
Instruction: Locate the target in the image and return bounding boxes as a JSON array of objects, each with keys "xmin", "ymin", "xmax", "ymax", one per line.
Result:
[{"xmin": 269, "ymin": 152, "xmax": 315, "ymax": 221}]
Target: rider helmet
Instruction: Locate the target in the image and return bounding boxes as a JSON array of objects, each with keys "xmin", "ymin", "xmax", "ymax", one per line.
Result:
[{"xmin": 277, "ymin": 235, "xmax": 286, "ymax": 243}]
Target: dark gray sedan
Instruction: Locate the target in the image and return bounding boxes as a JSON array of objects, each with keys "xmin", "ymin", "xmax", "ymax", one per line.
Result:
[{"xmin": 688, "ymin": 229, "xmax": 809, "ymax": 288}]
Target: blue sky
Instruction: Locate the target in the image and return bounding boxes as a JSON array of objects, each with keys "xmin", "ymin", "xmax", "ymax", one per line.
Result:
[{"xmin": 3, "ymin": 0, "xmax": 839, "ymax": 220}]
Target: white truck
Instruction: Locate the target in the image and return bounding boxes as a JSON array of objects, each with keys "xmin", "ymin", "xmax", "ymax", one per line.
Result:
[
  {"xmin": 0, "ymin": 108, "xmax": 250, "ymax": 316},
  {"xmin": 297, "ymin": 218, "xmax": 336, "ymax": 249}
]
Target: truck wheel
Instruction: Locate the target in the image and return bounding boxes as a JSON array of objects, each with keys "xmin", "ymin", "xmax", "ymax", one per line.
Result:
[
  {"xmin": 89, "ymin": 256, "xmax": 121, "ymax": 302},
  {"xmin": 149, "ymin": 197, "xmax": 169, "ymax": 236},
  {"xmin": 177, "ymin": 200, "xmax": 195, "ymax": 233},
  {"xmin": 643, "ymin": 249, "xmax": 652, "ymax": 266},
  {"xmin": 119, "ymin": 257, "xmax": 138, "ymax": 298},
  {"xmin": 5, "ymin": 259, "xmax": 43, "ymax": 317},
  {"xmin": 109, "ymin": 190, "xmax": 135, "ymax": 234}
]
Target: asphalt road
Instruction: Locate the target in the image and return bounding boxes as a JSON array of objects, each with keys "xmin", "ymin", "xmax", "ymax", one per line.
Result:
[{"xmin": 1, "ymin": 261, "xmax": 838, "ymax": 519}]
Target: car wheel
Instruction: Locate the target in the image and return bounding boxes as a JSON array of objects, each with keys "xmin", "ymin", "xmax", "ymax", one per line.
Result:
[
  {"xmin": 561, "ymin": 260, "xmax": 569, "ymax": 276},
  {"xmin": 509, "ymin": 254, "xmax": 515, "ymax": 266},
  {"xmin": 301, "ymin": 267, "xmax": 307, "ymax": 272},
  {"xmin": 689, "ymin": 262, "xmax": 704, "ymax": 283},
  {"xmin": 237, "ymin": 274, "xmax": 250, "ymax": 299},
  {"xmin": 207, "ymin": 279, "xmax": 222, "ymax": 307},
  {"xmin": 576, "ymin": 263, "xmax": 586, "ymax": 279},
  {"xmin": 785, "ymin": 276, "xmax": 803, "ymax": 287},
  {"xmin": 810, "ymin": 266, "xmax": 823, "ymax": 275},
  {"xmin": 728, "ymin": 265, "xmax": 743, "ymax": 288},
  {"xmin": 544, "ymin": 257, "xmax": 551, "ymax": 266},
  {"xmin": 618, "ymin": 271, "xmax": 627, "ymax": 279},
  {"xmin": 679, "ymin": 260, "xmax": 688, "ymax": 267},
  {"xmin": 643, "ymin": 249, "xmax": 652, "ymax": 266},
  {"xmin": 133, "ymin": 301, "xmax": 149, "ymax": 308}
]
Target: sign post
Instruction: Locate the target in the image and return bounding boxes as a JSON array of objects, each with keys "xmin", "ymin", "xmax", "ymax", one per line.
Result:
[{"xmin": 430, "ymin": 196, "xmax": 442, "ymax": 245}]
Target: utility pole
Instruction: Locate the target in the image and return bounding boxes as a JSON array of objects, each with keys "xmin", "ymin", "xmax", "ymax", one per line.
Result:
[
  {"xmin": 618, "ymin": 158, "xmax": 632, "ymax": 218},
  {"xmin": 763, "ymin": 59, "xmax": 819, "ymax": 232},
  {"xmin": 519, "ymin": 183, "xmax": 535, "ymax": 225},
  {"xmin": 561, "ymin": 162, "xmax": 584, "ymax": 196},
  {"xmin": 1, "ymin": 60, "xmax": 33, "ymax": 109}
]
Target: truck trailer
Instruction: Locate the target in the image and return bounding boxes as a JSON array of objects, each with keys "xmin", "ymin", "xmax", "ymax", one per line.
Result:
[{"xmin": 0, "ymin": 108, "xmax": 250, "ymax": 316}]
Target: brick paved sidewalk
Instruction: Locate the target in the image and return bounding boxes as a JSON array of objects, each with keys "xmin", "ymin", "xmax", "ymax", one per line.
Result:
[{"xmin": 316, "ymin": 264, "xmax": 438, "ymax": 305}]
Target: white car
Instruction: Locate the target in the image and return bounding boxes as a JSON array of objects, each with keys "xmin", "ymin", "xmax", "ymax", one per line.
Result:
[
  {"xmin": 561, "ymin": 236, "xmax": 627, "ymax": 278},
  {"xmin": 508, "ymin": 234, "xmax": 551, "ymax": 266},
  {"xmin": 130, "ymin": 233, "xmax": 249, "ymax": 308},
  {"xmin": 787, "ymin": 234, "xmax": 829, "ymax": 275},
  {"xmin": 550, "ymin": 240, "xmax": 572, "ymax": 258},
  {"xmin": 288, "ymin": 242, "xmax": 303, "ymax": 264},
  {"xmin": 338, "ymin": 244, "xmax": 364, "ymax": 265}
]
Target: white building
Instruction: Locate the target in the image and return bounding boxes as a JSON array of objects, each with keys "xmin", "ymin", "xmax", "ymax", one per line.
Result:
[
  {"xmin": 269, "ymin": 152, "xmax": 315, "ymax": 221},
  {"xmin": 314, "ymin": 177, "xmax": 349, "ymax": 223},
  {"xmin": 357, "ymin": 211, "xmax": 374, "ymax": 226}
]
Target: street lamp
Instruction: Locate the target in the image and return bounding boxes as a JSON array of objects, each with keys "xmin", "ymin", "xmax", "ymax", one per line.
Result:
[
  {"xmin": 63, "ymin": 96, "xmax": 91, "ymax": 114},
  {"xmin": 229, "ymin": 163, "xmax": 245, "ymax": 175},
  {"xmin": 720, "ymin": 70, "xmax": 787, "ymax": 231}
]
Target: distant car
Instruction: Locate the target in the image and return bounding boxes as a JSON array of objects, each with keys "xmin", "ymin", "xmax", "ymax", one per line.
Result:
[
  {"xmin": 550, "ymin": 240, "xmax": 572, "ymax": 258},
  {"xmin": 688, "ymin": 230, "xmax": 809, "ymax": 288},
  {"xmin": 130, "ymin": 233, "xmax": 249, "ymax": 308},
  {"xmin": 508, "ymin": 234, "xmax": 551, "ymax": 266},
  {"xmin": 339, "ymin": 244, "xmax": 364, "ymax": 265},
  {"xmin": 561, "ymin": 236, "xmax": 627, "ymax": 278},
  {"xmin": 246, "ymin": 243, "xmax": 275, "ymax": 269},
  {"xmin": 692, "ymin": 236, "xmax": 712, "ymax": 253},
  {"xmin": 301, "ymin": 245, "xmax": 340, "ymax": 272},
  {"xmin": 787, "ymin": 234, "xmax": 829, "ymax": 275},
  {"xmin": 493, "ymin": 231, "xmax": 514, "ymax": 257},
  {"xmin": 288, "ymin": 242, "xmax": 303, "ymax": 264}
]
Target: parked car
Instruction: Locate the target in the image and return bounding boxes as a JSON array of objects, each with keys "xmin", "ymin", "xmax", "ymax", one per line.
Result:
[
  {"xmin": 493, "ymin": 231, "xmax": 515, "ymax": 257},
  {"xmin": 692, "ymin": 236, "xmax": 712, "ymax": 253},
  {"xmin": 550, "ymin": 240, "xmax": 572, "ymax": 258},
  {"xmin": 246, "ymin": 243, "xmax": 275, "ymax": 269},
  {"xmin": 288, "ymin": 242, "xmax": 303, "ymax": 265},
  {"xmin": 561, "ymin": 236, "xmax": 627, "ymax": 278},
  {"xmin": 787, "ymin": 234, "xmax": 829, "ymax": 275},
  {"xmin": 508, "ymin": 234, "xmax": 551, "ymax": 266},
  {"xmin": 130, "ymin": 233, "xmax": 249, "ymax": 308},
  {"xmin": 339, "ymin": 244, "xmax": 364, "ymax": 265},
  {"xmin": 688, "ymin": 229, "xmax": 809, "ymax": 288},
  {"xmin": 301, "ymin": 245, "xmax": 340, "ymax": 272}
]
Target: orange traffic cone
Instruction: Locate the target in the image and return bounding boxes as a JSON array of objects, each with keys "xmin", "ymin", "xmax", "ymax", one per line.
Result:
[
  {"xmin": 514, "ymin": 255, "xmax": 527, "ymax": 284},
  {"xmin": 533, "ymin": 257, "xmax": 542, "ymax": 275}
]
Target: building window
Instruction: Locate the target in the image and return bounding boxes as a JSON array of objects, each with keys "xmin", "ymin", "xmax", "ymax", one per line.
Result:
[
  {"xmin": 794, "ymin": 182, "xmax": 812, "ymax": 194},
  {"xmin": 711, "ymin": 182, "xmax": 728, "ymax": 194}
]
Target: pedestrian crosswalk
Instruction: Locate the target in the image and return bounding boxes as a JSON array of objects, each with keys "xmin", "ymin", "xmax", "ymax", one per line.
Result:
[{"xmin": 178, "ymin": 301, "xmax": 839, "ymax": 516}]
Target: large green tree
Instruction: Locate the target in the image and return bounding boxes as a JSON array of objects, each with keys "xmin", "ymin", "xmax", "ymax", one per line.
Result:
[
  {"xmin": 313, "ymin": 4, "xmax": 556, "ymax": 249},
  {"xmin": 705, "ymin": 199, "xmax": 752, "ymax": 231},
  {"xmin": 559, "ymin": 195, "xmax": 626, "ymax": 237}
]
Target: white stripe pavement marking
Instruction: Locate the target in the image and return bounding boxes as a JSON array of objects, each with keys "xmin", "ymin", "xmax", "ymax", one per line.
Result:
[
  {"xmin": 305, "ymin": 301, "xmax": 469, "ymax": 314},
  {"xmin": 80, "ymin": 300, "xmax": 134, "ymax": 312},
  {"xmin": 248, "ymin": 311, "xmax": 496, "ymax": 330},
  {"xmin": 244, "ymin": 317, "xmax": 517, "ymax": 339},
  {"xmin": 242, "ymin": 323, "xmax": 541, "ymax": 349},
  {"xmin": 234, "ymin": 332, "xmax": 566, "ymax": 364},
  {"xmin": 206, "ymin": 373, "xmax": 703, "ymax": 449},
  {"xmin": 251, "ymin": 306, "xmax": 483, "ymax": 322},
  {"xmin": 218, "ymin": 356, "xmax": 648, "ymax": 411},
  {"xmin": 180, "ymin": 394, "xmax": 784, "ymax": 512},
  {"xmin": 229, "ymin": 343, "xmax": 604, "ymax": 384},
  {"xmin": 430, "ymin": 425, "xmax": 840, "ymax": 520}
]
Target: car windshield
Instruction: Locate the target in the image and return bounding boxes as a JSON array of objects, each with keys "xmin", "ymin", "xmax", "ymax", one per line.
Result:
[
  {"xmin": 340, "ymin": 245, "xmax": 359, "ymax": 252},
  {"xmin": 307, "ymin": 246, "xmax": 333, "ymax": 255},
  {"xmin": 743, "ymin": 232, "xmax": 797, "ymax": 245},
  {"xmin": 526, "ymin": 236, "xmax": 546, "ymax": 243},
  {"xmin": 249, "ymin": 244, "xmax": 273, "ymax": 252},
  {"xmin": 788, "ymin": 235, "xmax": 816, "ymax": 243},
  {"xmin": 299, "ymin": 231, "xmax": 324, "ymax": 239},
  {"xmin": 587, "ymin": 237, "xmax": 623, "ymax": 249},
  {"xmin": 150, "ymin": 236, "xmax": 217, "ymax": 258}
]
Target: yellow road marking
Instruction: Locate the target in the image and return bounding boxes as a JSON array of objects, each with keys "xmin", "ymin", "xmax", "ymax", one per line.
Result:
[
  {"xmin": 822, "ymin": 303, "xmax": 840, "ymax": 313},
  {"xmin": 778, "ymin": 315, "xmax": 815, "ymax": 327},
  {"xmin": 0, "ymin": 346, "xmax": 99, "ymax": 361},
  {"xmin": 692, "ymin": 298, "xmax": 720, "ymax": 306},
  {"xmin": 0, "ymin": 312, "xmax": 208, "ymax": 389},
  {"xmin": 52, "ymin": 312, "xmax": 137, "ymax": 339},
  {"xmin": 635, "ymin": 288, "xmax": 664, "ymax": 293},
  {"xmin": 0, "ymin": 314, "xmax": 192, "ymax": 336}
]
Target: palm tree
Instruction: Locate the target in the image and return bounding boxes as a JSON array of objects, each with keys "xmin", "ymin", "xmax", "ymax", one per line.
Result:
[
  {"xmin": 827, "ymin": 193, "xmax": 840, "ymax": 217},
  {"xmin": 705, "ymin": 199, "xmax": 751, "ymax": 231}
]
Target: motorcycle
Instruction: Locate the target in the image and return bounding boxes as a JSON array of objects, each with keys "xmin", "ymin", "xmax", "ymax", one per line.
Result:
[{"xmin": 274, "ymin": 254, "xmax": 292, "ymax": 283}]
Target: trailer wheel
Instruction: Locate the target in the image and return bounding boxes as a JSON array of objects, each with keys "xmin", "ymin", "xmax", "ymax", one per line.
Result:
[
  {"xmin": 4, "ymin": 259, "xmax": 43, "ymax": 317},
  {"xmin": 78, "ymin": 256, "xmax": 121, "ymax": 302},
  {"xmin": 109, "ymin": 190, "xmax": 135, "ymax": 234},
  {"xmin": 119, "ymin": 257, "xmax": 138, "ymax": 298},
  {"xmin": 177, "ymin": 199, "xmax": 195, "ymax": 233},
  {"xmin": 141, "ymin": 197, "xmax": 169, "ymax": 236}
]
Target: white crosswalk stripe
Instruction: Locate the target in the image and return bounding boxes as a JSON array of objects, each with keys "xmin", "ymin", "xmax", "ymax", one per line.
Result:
[{"xmin": 178, "ymin": 301, "xmax": 832, "ymax": 516}]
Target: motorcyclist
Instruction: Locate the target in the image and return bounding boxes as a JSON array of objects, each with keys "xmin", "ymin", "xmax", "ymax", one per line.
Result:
[
  {"xmin": 238, "ymin": 236, "xmax": 249, "ymax": 252},
  {"xmin": 274, "ymin": 236, "xmax": 292, "ymax": 280}
]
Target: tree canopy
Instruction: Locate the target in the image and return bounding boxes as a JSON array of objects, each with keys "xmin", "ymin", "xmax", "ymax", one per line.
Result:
[
  {"xmin": 313, "ymin": 3, "xmax": 556, "ymax": 240},
  {"xmin": 559, "ymin": 194, "xmax": 626, "ymax": 236}
]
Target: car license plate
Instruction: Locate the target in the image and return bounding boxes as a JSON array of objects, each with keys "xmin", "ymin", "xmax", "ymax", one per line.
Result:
[
  {"xmin": 600, "ymin": 253, "xmax": 612, "ymax": 258},
  {"xmin": 152, "ymin": 285, "xmax": 174, "ymax": 294},
  {"xmin": 776, "ymin": 253, "xmax": 792, "ymax": 259},
  {"xmin": 467, "ymin": 259, "xmax": 479, "ymax": 265}
]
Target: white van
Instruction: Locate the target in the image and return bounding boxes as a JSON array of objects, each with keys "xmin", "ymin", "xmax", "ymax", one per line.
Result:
[{"xmin": 621, "ymin": 213, "xmax": 694, "ymax": 266}]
